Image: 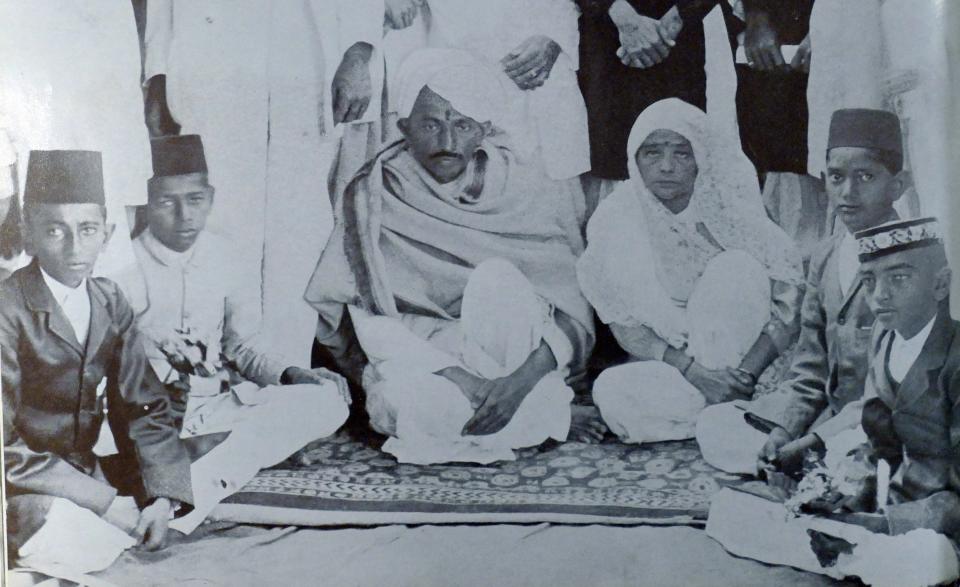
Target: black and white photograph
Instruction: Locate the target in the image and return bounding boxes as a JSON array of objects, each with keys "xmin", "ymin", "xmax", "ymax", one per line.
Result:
[{"xmin": 0, "ymin": 1, "xmax": 958, "ymax": 585}]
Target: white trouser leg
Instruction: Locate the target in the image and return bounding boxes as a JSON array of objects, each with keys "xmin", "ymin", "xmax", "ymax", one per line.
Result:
[
  {"xmin": 593, "ymin": 361, "xmax": 706, "ymax": 444},
  {"xmin": 171, "ymin": 383, "xmax": 348, "ymax": 534}
]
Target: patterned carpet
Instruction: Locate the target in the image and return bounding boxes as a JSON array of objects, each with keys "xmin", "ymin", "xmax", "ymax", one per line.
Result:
[{"xmin": 212, "ymin": 434, "xmax": 748, "ymax": 527}]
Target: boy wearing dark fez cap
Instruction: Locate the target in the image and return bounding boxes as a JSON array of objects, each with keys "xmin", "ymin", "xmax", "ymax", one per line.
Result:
[
  {"xmin": 698, "ymin": 109, "xmax": 913, "ymax": 475},
  {"xmin": 745, "ymin": 108, "xmax": 914, "ymax": 474},
  {"xmin": 0, "ymin": 150, "xmax": 193, "ymax": 571},
  {"xmin": 111, "ymin": 135, "xmax": 349, "ymax": 535}
]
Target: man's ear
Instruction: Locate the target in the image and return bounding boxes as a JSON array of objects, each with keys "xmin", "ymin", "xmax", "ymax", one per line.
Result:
[
  {"xmin": 889, "ymin": 170, "xmax": 912, "ymax": 202},
  {"xmin": 397, "ymin": 117, "xmax": 410, "ymax": 136},
  {"xmin": 933, "ymin": 266, "xmax": 952, "ymax": 302}
]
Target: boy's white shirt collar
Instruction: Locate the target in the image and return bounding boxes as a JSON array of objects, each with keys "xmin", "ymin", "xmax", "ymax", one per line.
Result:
[
  {"xmin": 141, "ymin": 226, "xmax": 199, "ymax": 268},
  {"xmin": 38, "ymin": 265, "xmax": 91, "ymax": 345},
  {"xmin": 887, "ymin": 314, "xmax": 937, "ymax": 383}
]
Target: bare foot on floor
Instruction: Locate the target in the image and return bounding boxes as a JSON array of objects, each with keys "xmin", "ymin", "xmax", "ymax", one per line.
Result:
[{"xmin": 569, "ymin": 404, "xmax": 608, "ymax": 443}]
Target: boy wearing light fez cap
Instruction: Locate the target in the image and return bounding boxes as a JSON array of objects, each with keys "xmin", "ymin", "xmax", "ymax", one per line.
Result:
[
  {"xmin": 698, "ymin": 109, "xmax": 912, "ymax": 476},
  {"xmin": 111, "ymin": 135, "xmax": 349, "ymax": 535},
  {"xmin": 706, "ymin": 218, "xmax": 959, "ymax": 587},
  {"xmin": 800, "ymin": 218, "xmax": 959, "ymax": 584},
  {"xmin": 0, "ymin": 150, "xmax": 194, "ymax": 570}
]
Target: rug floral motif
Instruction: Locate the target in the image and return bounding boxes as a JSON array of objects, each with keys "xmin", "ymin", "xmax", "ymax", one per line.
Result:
[{"xmin": 217, "ymin": 435, "xmax": 748, "ymax": 525}]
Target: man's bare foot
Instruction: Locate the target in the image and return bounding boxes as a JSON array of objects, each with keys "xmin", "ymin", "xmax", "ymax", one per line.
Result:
[{"xmin": 569, "ymin": 404, "xmax": 608, "ymax": 443}]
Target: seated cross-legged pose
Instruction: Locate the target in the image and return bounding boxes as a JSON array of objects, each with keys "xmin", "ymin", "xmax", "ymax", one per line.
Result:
[
  {"xmin": 1, "ymin": 151, "xmax": 193, "ymax": 576},
  {"xmin": 577, "ymin": 98, "xmax": 804, "ymax": 445},
  {"xmin": 111, "ymin": 135, "xmax": 349, "ymax": 534},
  {"xmin": 305, "ymin": 49, "xmax": 598, "ymax": 465},
  {"xmin": 707, "ymin": 217, "xmax": 959, "ymax": 587},
  {"xmin": 697, "ymin": 109, "xmax": 911, "ymax": 475}
]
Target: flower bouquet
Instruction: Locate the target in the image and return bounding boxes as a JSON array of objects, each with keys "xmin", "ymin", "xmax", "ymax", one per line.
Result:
[
  {"xmin": 157, "ymin": 327, "xmax": 222, "ymax": 377},
  {"xmin": 783, "ymin": 449, "xmax": 876, "ymax": 518}
]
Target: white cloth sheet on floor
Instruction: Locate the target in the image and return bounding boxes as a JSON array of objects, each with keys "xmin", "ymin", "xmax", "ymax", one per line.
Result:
[{"xmin": 707, "ymin": 488, "xmax": 959, "ymax": 587}]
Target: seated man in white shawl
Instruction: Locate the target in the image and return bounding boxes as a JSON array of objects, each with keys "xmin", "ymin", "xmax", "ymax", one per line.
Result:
[{"xmin": 305, "ymin": 49, "xmax": 600, "ymax": 465}]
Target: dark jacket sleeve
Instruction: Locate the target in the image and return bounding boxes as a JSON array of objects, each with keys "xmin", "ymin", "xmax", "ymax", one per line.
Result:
[
  {"xmin": 885, "ymin": 363, "xmax": 960, "ymax": 540},
  {"xmin": 106, "ymin": 281, "xmax": 193, "ymax": 508},
  {"xmin": 1, "ymin": 304, "xmax": 118, "ymax": 515},
  {"xmin": 780, "ymin": 249, "xmax": 832, "ymax": 438}
]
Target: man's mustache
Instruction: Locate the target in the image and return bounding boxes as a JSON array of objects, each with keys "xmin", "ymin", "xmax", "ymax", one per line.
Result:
[{"xmin": 430, "ymin": 151, "xmax": 463, "ymax": 160}]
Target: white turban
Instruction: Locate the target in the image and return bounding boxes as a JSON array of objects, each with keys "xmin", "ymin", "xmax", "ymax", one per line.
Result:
[{"xmin": 395, "ymin": 48, "xmax": 510, "ymax": 129}]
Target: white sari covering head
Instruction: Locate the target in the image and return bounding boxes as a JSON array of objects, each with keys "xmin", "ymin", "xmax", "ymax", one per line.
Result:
[{"xmin": 577, "ymin": 98, "xmax": 802, "ymax": 349}]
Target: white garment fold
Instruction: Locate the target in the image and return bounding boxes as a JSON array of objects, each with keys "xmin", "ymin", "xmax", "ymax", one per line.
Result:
[
  {"xmin": 707, "ymin": 488, "xmax": 960, "ymax": 587},
  {"xmin": 170, "ymin": 382, "xmax": 349, "ymax": 534},
  {"xmin": 17, "ymin": 498, "xmax": 136, "ymax": 578},
  {"xmin": 594, "ymin": 250, "xmax": 770, "ymax": 445},
  {"xmin": 356, "ymin": 259, "xmax": 573, "ymax": 465}
]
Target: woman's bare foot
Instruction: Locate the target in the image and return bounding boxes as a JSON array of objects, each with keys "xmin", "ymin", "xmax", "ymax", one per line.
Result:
[{"xmin": 569, "ymin": 404, "xmax": 608, "ymax": 443}]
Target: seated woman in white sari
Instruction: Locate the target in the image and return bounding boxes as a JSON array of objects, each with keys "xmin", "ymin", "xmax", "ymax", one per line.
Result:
[{"xmin": 577, "ymin": 99, "xmax": 804, "ymax": 444}]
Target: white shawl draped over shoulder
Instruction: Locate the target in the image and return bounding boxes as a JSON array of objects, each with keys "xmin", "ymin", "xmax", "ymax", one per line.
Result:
[{"xmin": 577, "ymin": 99, "xmax": 802, "ymax": 349}]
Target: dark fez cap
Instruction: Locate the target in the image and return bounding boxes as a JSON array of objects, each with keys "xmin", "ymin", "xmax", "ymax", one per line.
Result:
[
  {"xmin": 828, "ymin": 108, "xmax": 903, "ymax": 169},
  {"xmin": 151, "ymin": 134, "xmax": 207, "ymax": 178},
  {"xmin": 24, "ymin": 150, "xmax": 105, "ymax": 206},
  {"xmin": 855, "ymin": 217, "xmax": 941, "ymax": 262}
]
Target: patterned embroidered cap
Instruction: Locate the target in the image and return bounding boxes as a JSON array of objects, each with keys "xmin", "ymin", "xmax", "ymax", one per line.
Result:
[{"xmin": 855, "ymin": 217, "xmax": 941, "ymax": 262}]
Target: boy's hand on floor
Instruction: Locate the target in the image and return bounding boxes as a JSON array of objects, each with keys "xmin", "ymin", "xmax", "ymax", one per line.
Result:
[
  {"xmin": 135, "ymin": 498, "xmax": 172, "ymax": 551},
  {"xmin": 103, "ymin": 495, "xmax": 140, "ymax": 535}
]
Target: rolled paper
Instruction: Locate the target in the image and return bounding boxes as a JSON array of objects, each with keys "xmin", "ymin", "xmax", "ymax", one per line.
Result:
[{"xmin": 876, "ymin": 458, "xmax": 891, "ymax": 513}]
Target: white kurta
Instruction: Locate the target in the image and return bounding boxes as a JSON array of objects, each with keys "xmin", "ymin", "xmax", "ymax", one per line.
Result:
[
  {"xmin": 143, "ymin": 0, "xmax": 384, "ymax": 365},
  {"xmin": 0, "ymin": 1, "xmax": 149, "ymax": 276},
  {"xmin": 111, "ymin": 229, "xmax": 349, "ymax": 534}
]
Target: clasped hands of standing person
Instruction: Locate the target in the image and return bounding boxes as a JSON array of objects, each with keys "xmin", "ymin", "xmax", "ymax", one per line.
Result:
[
  {"xmin": 743, "ymin": 9, "xmax": 811, "ymax": 72},
  {"xmin": 609, "ymin": 0, "xmax": 683, "ymax": 69}
]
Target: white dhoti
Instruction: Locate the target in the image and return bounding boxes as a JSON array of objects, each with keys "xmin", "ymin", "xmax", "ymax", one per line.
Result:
[
  {"xmin": 707, "ymin": 488, "xmax": 960, "ymax": 587},
  {"xmin": 594, "ymin": 251, "xmax": 771, "ymax": 444},
  {"xmin": 170, "ymin": 381, "xmax": 349, "ymax": 534},
  {"xmin": 354, "ymin": 259, "xmax": 573, "ymax": 465}
]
